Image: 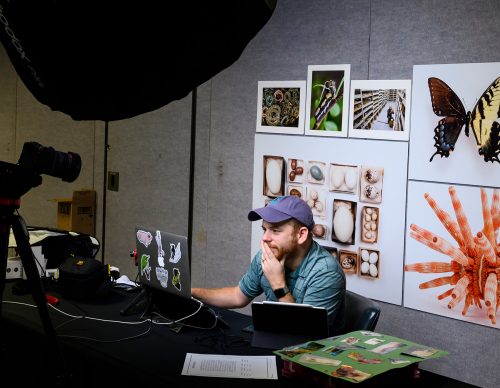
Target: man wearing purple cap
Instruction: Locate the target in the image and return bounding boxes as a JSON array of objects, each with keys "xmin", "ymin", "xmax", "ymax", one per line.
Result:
[{"xmin": 192, "ymin": 195, "xmax": 346, "ymax": 332}]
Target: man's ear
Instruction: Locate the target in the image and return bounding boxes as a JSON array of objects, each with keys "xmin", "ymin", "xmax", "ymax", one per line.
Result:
[{"xmin": 297, "ymin": 226, "xmax": 309, "ymax": 244}]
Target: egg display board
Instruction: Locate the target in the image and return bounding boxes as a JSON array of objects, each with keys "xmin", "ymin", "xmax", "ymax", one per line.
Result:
[{"xmin": 251, "ymin": 133, "xmax": 409, "ymax": 305}]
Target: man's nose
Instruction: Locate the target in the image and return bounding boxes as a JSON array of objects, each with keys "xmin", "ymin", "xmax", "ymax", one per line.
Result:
[{"xmin": 262, "ymin": 230, "xmax": 271, "ymax": 242}]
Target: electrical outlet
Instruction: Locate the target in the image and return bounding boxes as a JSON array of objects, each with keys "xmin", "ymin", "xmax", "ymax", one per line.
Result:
[
  {"xmin": 6, "ymin": 257, "xmax": 23, "ymax": 279},
  {"xmin": 108, "ymin": 171, "xmax": 119, "ymax": 191}
]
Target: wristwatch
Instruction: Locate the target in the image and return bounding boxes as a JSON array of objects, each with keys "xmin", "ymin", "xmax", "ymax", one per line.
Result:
[{"xmin": 273, "ymin": 286, "xmax": 290, "ymax": 299}]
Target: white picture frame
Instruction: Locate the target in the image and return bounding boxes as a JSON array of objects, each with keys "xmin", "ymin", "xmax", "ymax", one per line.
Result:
[
  {"xmin": 348, "ymin": 79, "xmax": 411, "ymax": 141},
  {"xmin": 409, "ymin": 62, "xmax": 500, "ymax": 186},
  {"xmin": 256, "ymin": 80, "xmax": 306, "ymax": 135},
  {"xmin": 305, "ymin": 64, "xmax": 351, "ymax": 137}
]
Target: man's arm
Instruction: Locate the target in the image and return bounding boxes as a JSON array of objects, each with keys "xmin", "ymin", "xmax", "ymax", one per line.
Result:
[{"xmin": 191, "ymin": 286, "xmax": 252, "ymax": 309}]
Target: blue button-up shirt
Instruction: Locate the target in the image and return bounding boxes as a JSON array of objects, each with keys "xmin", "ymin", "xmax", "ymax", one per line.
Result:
[{"xmin": 239, "ymin": 241, "xmax": 346, "ymax": 332}]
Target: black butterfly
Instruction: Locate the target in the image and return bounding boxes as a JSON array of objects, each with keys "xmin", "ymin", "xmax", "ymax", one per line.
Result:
[{"xmin": 428, "ymin": 76, "xmax": 500, "ymax": 163}]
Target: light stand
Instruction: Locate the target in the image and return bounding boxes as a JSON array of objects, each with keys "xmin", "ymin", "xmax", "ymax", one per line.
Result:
[{"xmin": 0, "ymin": 161, "xmax": 71, "ymax": 386}]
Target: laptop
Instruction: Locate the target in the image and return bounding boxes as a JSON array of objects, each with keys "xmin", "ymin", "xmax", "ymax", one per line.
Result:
[
  {"xmin": 251, "ymin": 301, "xmax": 329, "ymax": 349},
  {"xmin": 135, "ymin": 225, "xmax": 191, "ymax": 301}
]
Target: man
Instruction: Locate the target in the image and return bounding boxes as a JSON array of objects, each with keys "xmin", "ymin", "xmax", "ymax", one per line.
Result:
[{"xmin": 191, "ymin": 195, "xmax": 346, "ymax": 333}]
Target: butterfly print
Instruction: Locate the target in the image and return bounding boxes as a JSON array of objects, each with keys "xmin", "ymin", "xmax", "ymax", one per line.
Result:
[{"xmin": 428, "ymin": 76, "xmax": 500, "ymax": 163}]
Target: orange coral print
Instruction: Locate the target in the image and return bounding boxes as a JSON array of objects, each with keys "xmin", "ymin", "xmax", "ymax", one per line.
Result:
[{"xmin": 405, "ymin": 186, "xmax": 499, "ymax": 324}]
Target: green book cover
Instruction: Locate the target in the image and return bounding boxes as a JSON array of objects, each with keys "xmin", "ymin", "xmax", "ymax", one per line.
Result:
[{"xmin": 274, "ymin": 330, "xmax": 448, "ymax": 383}]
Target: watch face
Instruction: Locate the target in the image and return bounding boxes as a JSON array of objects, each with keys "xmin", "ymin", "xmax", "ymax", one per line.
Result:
[{"xmin": 274, "ymin": 286, "xmax": 290, "ymax": 298}]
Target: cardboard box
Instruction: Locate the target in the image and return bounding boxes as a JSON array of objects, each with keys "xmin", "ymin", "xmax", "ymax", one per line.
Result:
[
  {"xmin": 71, "ymin": 190, "xmax": 97, "ymax": 236},
  {"xmin": 54, "ymin": 198, "xmax": 73, "ymax": 231}
]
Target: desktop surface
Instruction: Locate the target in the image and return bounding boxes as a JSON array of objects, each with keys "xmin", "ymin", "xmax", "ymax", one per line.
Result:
[{"xmin": 0, "ymin": 280, "xmax": 477, "ymax": 388}]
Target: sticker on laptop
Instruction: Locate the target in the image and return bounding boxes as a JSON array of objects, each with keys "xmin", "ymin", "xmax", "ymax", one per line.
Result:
[
  {"xmin": 156, "ymin": 230, "xmax": 165, "ymax": 266},
  {"xmin": 172, "ymin": 268, "xmax": 181, "ymax": 291},
  {"xmin": 169, "ymin": 242, "xmax": 182, "ymax": 263},
  {"xmin": 137, "ymin": 230, "xmax": 153, "ymax": 247},
  {"xmin": 156, "ymin": 267, "xmax": 169, "ymax": 288},
  {"xmin": 140, "ymin": 254, "xmax": 151, "ymax": 281}
]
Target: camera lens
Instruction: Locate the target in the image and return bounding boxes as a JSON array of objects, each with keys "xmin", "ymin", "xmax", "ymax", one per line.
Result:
[{"xmin": 18, "ymin": 142, "xmax": 82, "ymax": 183}]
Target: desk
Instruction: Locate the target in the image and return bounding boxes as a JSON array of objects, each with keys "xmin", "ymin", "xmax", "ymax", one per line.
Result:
[
  {"xmin": 0, "ymin": 281, "xmax": 300, "ymax": 388},
  {"xmin": 0, "ymin": 281, "xmax": 473, "ymax": 388}
]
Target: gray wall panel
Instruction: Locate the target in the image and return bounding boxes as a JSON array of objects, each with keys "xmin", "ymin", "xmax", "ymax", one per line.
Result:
[
  {"xmin": 369, "ymin": 0, "xmax": 500, "ymax": 79},
  {"xmin": 14, "ymin": 81, "xmax": 97, "ymax": 230},
  {"xmin": 104, "ymin": 98, "xmax": 192, "ymax": 279},
  {"xmin": 0, "ymin": 44, "xmax": 16, "ymax": 163}
]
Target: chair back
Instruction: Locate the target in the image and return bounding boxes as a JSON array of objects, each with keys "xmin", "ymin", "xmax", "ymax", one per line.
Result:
[{"xmin": 341, "ymin": 290, "xmax": 381, "ymax": 334}]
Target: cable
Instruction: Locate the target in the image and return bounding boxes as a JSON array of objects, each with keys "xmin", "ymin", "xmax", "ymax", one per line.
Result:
[
  {"xmin": 3, "ymin": 300, "xmax": 152, "ymax": 343},
  {"xmin": 151, "ymin": 297, "xmax": 219, "ymax": 330}
]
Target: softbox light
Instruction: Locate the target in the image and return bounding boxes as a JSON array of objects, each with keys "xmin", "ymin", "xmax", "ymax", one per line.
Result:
[{"xmin": 0, "ymin": 1, "xmax": 276, "ymax": 121}]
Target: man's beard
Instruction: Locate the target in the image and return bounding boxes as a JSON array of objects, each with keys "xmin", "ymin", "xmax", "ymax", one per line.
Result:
[{"xmin": 269, "ymin": 236, "xmax": 299, "ymax": 261}]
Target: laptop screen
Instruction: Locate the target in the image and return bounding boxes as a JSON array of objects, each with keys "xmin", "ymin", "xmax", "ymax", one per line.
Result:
[{"xmin": 135, "ymin": 226, "xmax": 191, "ymax": 301}]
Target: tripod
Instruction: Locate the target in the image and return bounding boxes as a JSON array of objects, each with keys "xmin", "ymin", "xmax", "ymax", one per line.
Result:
[{"xmin": 0, "ymin": 161, "xmax": 71, "ymax": 386}]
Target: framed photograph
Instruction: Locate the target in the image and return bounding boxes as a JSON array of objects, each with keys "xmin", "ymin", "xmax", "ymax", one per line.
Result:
[
  {"xmin": 348, "ymin": 80, "xmax": 411, "ymax": 141},
  {"xmin": 256, "ymin": 80, "xmax": 306, "ymax": 134},
  {"xmin": 409, "ymin": 62, "xmax": 500, "ymax": 187},
  {"xmin": 305, "ymin": 64, "xmax": 351, "ymax": 137}
]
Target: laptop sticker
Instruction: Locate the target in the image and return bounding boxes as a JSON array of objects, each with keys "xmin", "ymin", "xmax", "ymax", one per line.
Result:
[
  {"xmin": 140, "ymin": 254, "xmax": 151, "ymax": 281},
  {"xmin": 169, "ymin": 242, "xmax": 182, "ymax": 263},
  {"xmin": 172, "ymin": 267, "xmax": 181, "ymax": 291},
  {"xmin": 156, "ymin": 267, "xmax": 169, "ymax": 288},
  {"xmin": 156, "ymin": 230, "xmax": 165, "ymax": 266},
  {"xmin": 137, "ymin": 230, "xmax": 153, "ymax": 247}
]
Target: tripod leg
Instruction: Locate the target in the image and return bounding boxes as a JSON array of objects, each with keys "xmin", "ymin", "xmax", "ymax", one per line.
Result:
[
  {"xmin": 11, "ymin": 214, "xmax": 71, "ymax": 386},
  {"xmin": 0, "ymin": 221, "xmax": 9, "ymax": 317}
]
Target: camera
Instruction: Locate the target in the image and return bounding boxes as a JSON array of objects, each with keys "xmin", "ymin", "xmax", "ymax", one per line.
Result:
[{"xmin": 18, "ymin": 142, "xmax": 81, "ymax": 183}]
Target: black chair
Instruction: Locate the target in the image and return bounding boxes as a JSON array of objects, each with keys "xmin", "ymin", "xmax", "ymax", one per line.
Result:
[{"xmin": 341, "ymin": 290, "xmax": 381, "ymax": 334}]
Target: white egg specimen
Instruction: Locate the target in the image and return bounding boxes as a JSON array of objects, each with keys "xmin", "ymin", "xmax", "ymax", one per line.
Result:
[
  {"xmin": 369, "ymin": 263, "xmax": 378, "ymax": 277},
  {"xmin": 364, "ymin": 231, "xmax": 373, "ymax": 239},
  {"xmin": 361, "ymin": 249, "xmax": 369, "ymax": 261},
  {"xmin": 369, "ymin": 252, "xmax": 379, "ymax": 264},
  {"xmin": 366, "ymin": 208, "xmax": 372, "ymax": 215},
  {"xmin": 344, "ymin": 169, "xmax": 357, "ymax": 190},
  {"xmin": 370, "ymin": 222, "xmax": 377, "ymax": 231},
  {"xmin": 332, "ymin": 168, "xmax": 344, "ymax": 188},
  {"xmin": 371, "ymin": 212, "xmax": 378, "ymax": 221},
  {"xmin": 314, "ymin": 201, "xmax": 324, "ymax": 212},
  {"xmin": 361, "ymin": 261, "xmax": 370, "ymax": 274},
  {"xmin": 266, "ymin": 159, "xmax": 282, "ymax": 194},
  {"xmin": 333, "ymin": 206, "xmax": 354, "ymax": 243}
]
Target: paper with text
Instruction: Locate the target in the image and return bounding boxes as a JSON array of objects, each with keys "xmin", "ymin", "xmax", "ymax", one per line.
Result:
[{"xmin": 181, "ymin": 353, "xmax": 277, "ymax": 379}]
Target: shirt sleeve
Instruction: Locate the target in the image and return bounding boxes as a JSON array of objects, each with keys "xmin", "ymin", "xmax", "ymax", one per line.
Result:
[
  {"xmin": 302, "ymin": 267, "xmax": 345, "ymax": 326},
  {"xmin": 238, "ymin": 251, "xmax": 264, "ymax": 299}
]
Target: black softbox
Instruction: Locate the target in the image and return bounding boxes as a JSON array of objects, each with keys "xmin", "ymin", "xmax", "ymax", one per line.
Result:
[{"xmin": 0, "ymin": 1, "xmax": 276, "ymax": 121}]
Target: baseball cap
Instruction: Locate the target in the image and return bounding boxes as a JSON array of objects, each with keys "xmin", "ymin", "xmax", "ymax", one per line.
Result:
[{"xmin": 248, "ymin": 195, "xmax": 314, "ymax": 230}]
